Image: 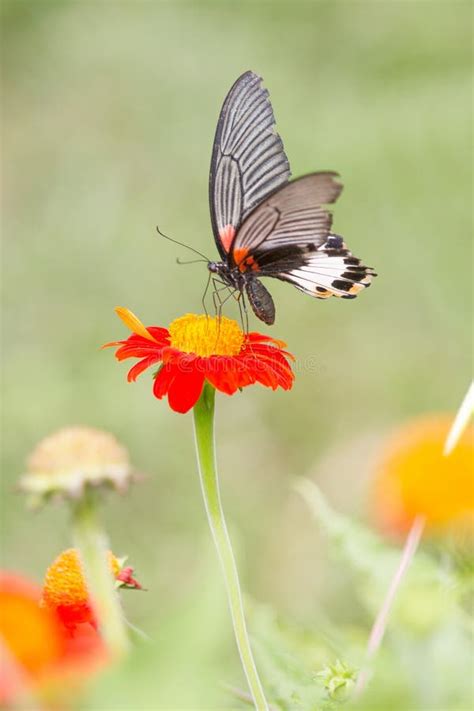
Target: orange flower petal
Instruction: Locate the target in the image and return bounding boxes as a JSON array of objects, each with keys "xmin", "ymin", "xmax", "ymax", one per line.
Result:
[
  {"xmin": 114, "ymin": 307, "xmax": 158, "ymax": 343},
  {"xmin": 0, "ymin": 573, "xmax": 64, "ymax": 681},
  {"xmin": 247, "ymin": 331, "xmax": 288, "ymax": 350}
]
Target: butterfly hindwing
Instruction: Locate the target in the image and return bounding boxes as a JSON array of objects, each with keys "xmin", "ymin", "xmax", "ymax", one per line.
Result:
[
  {"xmin": 209, "ymin": 71, "xmax": 291, "ymax": 259},
  {"xmin": 231, "ymin": 172, "xmax": 342, "ymax": 259},
  {"xmin": 229, "ymin": 173, "xmax": 376, "ymax": 301},
  {"xmin": 275, "ymin": 234, "xmax": 376, "ymax": 300}
]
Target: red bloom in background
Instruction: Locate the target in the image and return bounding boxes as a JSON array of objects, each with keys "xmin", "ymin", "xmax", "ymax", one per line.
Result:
[
  {"xmin": 105, "ymin": 308, "xmax": 295, "ymax": 413},
  {"xmin": 0, "ymin": 551, "xmax": 142, "ymax": 705},
  {"xmin": 0, "ymin": 573, "xmax": 64, "ymax": 703},
  {"xmin": 0, "ymin": 572, "xmax": 104, "ymax": 705}
]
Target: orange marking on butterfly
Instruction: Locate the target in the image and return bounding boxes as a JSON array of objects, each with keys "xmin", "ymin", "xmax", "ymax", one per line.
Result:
[
  {"xmin": 234, "ymin": 247, "xmax": 261, "ymax": 273},
  {"xmin": 219, "ymin": 224, "xmax": 236, "ymax": 253}
]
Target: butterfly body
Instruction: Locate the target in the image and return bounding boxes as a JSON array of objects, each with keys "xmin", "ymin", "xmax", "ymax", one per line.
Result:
[
  {"xmin": 207, "ymin": 71, "xmax": 376, "ymax": 324},
  {"xmin": 208, "ymin": 259, "xmax": 276, "ymax": 324}
]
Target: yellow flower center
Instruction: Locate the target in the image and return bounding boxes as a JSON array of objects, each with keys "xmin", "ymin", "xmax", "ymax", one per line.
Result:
[
  {"xmin": 42, "ymin": 548, "xmax": 120, "ymax": 610},
  {"xmin": 168, "ymin": 314, "xmax": 245, "ymax": 357}
]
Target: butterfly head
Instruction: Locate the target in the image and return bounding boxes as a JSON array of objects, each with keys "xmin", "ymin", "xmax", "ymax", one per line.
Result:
[
  {"xmin": 207, "ymin": 260, "xmax": 237, "ymax": 283},
  {"xmin": 207, "ymin": 260, "xmax": 244, "ymax": 295},
  {"xmin": 207, "ymin": 261, "xmax": 222, "ymax": 274}
]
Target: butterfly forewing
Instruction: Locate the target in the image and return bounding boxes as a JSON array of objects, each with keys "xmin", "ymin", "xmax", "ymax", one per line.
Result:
[{"xmin": 209, "ymin": 71, "xmax": 291, "ymax": 258}]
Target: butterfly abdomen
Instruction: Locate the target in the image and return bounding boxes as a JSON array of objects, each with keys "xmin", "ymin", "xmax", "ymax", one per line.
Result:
[{"xmin": 245, "ymin": 278, "xmax": 276, "ymax": 325}]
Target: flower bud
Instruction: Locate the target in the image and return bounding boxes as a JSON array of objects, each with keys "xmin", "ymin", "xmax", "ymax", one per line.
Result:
[{"xmin": 20, "ymin": 426, "xmax": 134, "ymax": 506}]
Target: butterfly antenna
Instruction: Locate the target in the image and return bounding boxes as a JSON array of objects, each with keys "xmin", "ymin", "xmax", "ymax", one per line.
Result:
[
  {"xmin": 176, "ymin": 257, "xmax": 208, "ymax": 265},
  {"xmin": 156, "ymin": 226, "xmax": 211, "ymax": 262}
]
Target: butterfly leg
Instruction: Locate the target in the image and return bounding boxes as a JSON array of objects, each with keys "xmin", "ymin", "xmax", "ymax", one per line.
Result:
[
  {"xmin": 201, "ymin": 271, "xmax": 213, "ymax": 318},
  {"xmin": 234, "ymin": 290, "xmax": 250, "ymax": 334},
  {"xmin": 215, "ymin": 285, "xmax": 239, "ymax": 320},
  {"xmin": 209, "ymin": 279, "xmax": 240, "ymax": 348},
  {"xmin": 210, "ymin": 281, "xmax": 225, "ymax": 315},
  {"xmin": 211, "ymin": 281, "xmax": 249, "ymax": 332},
  {"xmin": 211, "ymin": 278, "xmax": 234, "ymax": 316},
  {"xmin": 211, "ymin": 279, "xmax": 234, "ymax": 347}
]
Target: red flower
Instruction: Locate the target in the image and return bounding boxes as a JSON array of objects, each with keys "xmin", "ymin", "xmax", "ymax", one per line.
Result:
[
  {"xmin": 0, "ymin": 571, "xmax": 106, "ymax": 705},
  {"xmin": 0, "ymin": 550, "xmax": 143, "ymax": 705},
  {"xmin": 0, "ymin": 573, "xmax": 64, "ymax": 702},
  {"xmin": 105, "ymin": 308, "xmax": 295, "ymax": 413}
]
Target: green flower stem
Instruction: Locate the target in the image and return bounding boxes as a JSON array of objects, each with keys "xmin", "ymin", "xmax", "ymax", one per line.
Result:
[
  {"xmin": 193, "ymin": 383, "xmax": 269, "ymax": 711},
  {"xmin": 72, "ymin": 488, "xmax": 129, "ymax": 658}
]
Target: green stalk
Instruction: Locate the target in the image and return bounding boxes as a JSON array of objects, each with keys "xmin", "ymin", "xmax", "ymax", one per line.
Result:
[
  {"xmin": 193, "ymin": 383, "xmax": 269, "ymax": 711},
  {"xmin": 72, "ymin": 488, "xmax": 129, "ymax": 658}
]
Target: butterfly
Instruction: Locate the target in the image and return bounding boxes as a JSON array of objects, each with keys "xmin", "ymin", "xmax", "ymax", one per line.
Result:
[{"xmin": 206, "ymin": 70, "xmax": 376, "ymax": 325}]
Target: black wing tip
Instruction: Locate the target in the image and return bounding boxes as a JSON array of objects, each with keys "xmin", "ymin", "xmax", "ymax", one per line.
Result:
[
  {"xmin": 223, "ymin": 71, "xmax": 264, "ymax": 108},
  {"xmin": 219, "ymin": 72, "xmax": 263, "ymax": 107},
  {"xmin": 240, "ymin": 69, "xmax": 261, "ymax": 79},
  {"xmin": 234, "ymin": 70, "xmax": 262, "ymax": 87}
]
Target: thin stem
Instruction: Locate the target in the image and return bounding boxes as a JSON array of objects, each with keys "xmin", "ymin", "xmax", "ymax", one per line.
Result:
[
  {"xmin": 443, "ymin": 380, "xmax": 474, "ymax": 455},
  {"xmin": 72, "ymin": 488, "xmax": 129, "ymax": 658},
  {"xmin": 355, "ymin": 515, "xmax": 426, "ymax": 696},
  {"xmin": 193, "ymin": 383, "xmax": 269, "ymax": 711}
]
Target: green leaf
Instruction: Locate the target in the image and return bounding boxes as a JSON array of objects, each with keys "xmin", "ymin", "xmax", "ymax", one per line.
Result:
[{"xmin": 294, "ymin": 478, "xmax": 456, "ymax": 634}]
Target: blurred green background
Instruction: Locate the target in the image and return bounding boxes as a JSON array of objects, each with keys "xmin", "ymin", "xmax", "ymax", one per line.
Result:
[{"xmin": 2, "ymin": 1, "xmax": 472, "ymax": 709}]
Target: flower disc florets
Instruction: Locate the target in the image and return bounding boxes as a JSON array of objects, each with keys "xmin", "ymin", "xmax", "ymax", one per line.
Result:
[
  {"xmin": 169, "ymin": 314, "xmax": 244, "ymax": 357},
  {"xmin": 41, "ymin": 549, "xmax": 121, "ymax": 629}
]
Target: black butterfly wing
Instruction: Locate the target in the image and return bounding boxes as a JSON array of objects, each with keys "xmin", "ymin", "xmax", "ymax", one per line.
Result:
[
  {"xmin": 232, "ymin": 173, "xmax": 376, "ymax": 301},
  {"xmin": 209, "ymin": 71, "xmax": 291, "ymax": 259}
]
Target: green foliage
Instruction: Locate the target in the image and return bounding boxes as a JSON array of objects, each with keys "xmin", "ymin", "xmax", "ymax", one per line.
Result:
[
  {"xmin": 246, "ymin": 481, "xmax": 473, "ymax": 710},
  {"xmin": 295, "ymin": 478, "xmax": 456, "ymax": 633},
  {"xmin": 250, "ymin": 605, "xmax": 328, "ymax": 710}
]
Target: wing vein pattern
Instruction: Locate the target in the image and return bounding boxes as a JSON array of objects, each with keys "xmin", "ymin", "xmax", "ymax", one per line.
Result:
[{"xmin": 209, "ymin": 71, "xmax": 291, "ymax": 256}]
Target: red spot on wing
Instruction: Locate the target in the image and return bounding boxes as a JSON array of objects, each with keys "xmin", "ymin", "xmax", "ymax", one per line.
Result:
[
  {"xmin": 219, "ymin": 224, "xmax": 236, "ymax": 253},
  {"xmin": 233, "ymin": 247, "xmax": 260, "ymax": 273},
  {"xmin": 233, "ymin": 247, "xmax": 249, "ymax": 265}
]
